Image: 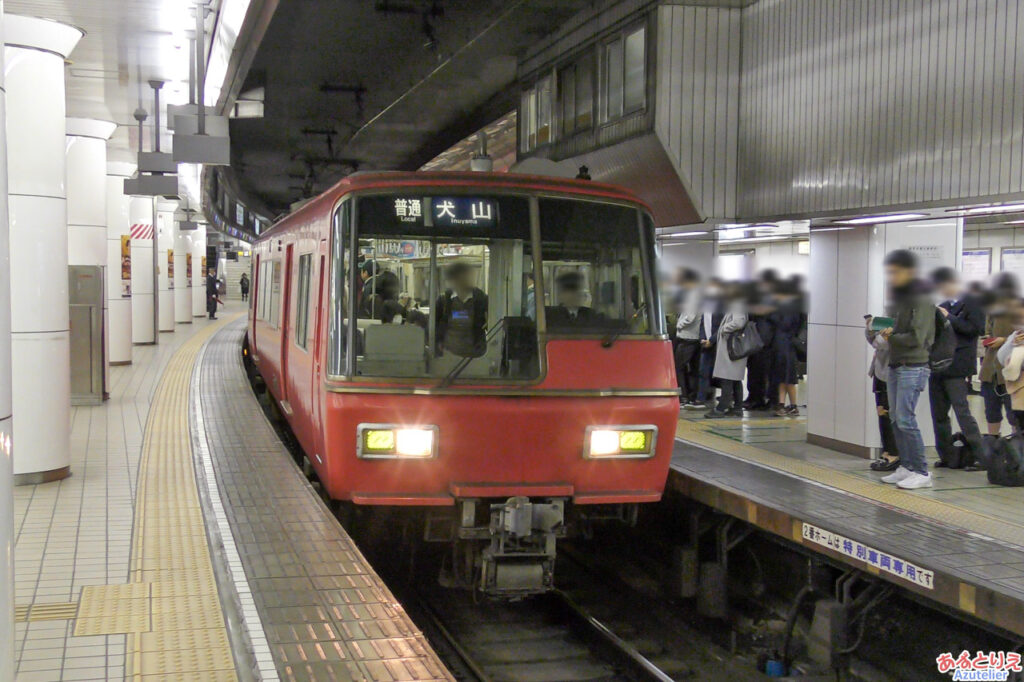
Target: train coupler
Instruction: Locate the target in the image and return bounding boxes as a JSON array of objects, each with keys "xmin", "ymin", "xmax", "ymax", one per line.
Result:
[{"xmin": 479, "ymin": 496, "xmax": 565, "ymax": 597}]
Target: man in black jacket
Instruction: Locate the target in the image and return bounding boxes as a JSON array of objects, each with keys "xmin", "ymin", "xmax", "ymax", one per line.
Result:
[{"xmin": 929, "ymin": 267, "xmax": 985, "ymax": 467}]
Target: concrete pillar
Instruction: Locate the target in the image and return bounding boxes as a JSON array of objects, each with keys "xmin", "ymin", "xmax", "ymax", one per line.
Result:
[
  {"xmin": 174, "ymin": 224, "xmax": 193, "ymax": 324},
  {"xmin": 66, "ymin": 118, "xmax": 116, "ymax": 396},
  {"xmin": 5, "ymin": 15, "xmax": 82, "ymax": 483},
  {"xmin": 156, "ymin": 201, "xmax": 176, "ymax": 333},
  {"xmin": 807, "ymin": 219, "xmax": 962, "ymax": 456},
  {"xmin": 106, "ymin": 162, "xmax": 134, "ymax": 365},
  {"xmin": 0, "ymin": 9, "xmax": 13, "ymax": 679},
  {"xmin": 192, "ymin": 224, "xmax": 207, "ymax": 318},
  {"xmin": 130, "ymin": 197, "xmax": 155, "ymax": 344}
]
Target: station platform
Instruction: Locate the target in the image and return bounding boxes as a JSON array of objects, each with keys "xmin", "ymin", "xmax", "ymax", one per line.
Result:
[
  {"xmin": 10, "ymin": 307, "xmax": 450, "ymax": 681},
  {"xmin": 671, "ymin": 412, "xmax": 1024, "ymax": 639}
]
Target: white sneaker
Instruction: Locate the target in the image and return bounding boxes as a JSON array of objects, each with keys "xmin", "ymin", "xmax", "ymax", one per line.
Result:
[
  {"xmin": 881, "ymin": 466, "xmax": 912, "ymax": 484},
  {"xmin": 897, "ymin": 472, "xmax": 934, "ymax": 489}
]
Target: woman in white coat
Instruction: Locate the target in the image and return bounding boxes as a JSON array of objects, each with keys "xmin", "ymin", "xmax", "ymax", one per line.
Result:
[{"xmin": 706, "ymin": 285, "xmax": 749, "ymax": 418}]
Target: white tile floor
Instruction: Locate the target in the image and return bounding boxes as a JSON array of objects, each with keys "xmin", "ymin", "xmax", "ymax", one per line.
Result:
[{"xmin": 11, "ymin": 311, "xmax": 225, "ymax": 681}]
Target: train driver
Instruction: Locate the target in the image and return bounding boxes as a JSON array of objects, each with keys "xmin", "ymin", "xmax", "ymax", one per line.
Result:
[
  {"xmin": 435, "ymin": 261, "xmax": 488, "ymax": 357},
  {"xmin": 546, "ymin": 272, "xmax": 602, "ymax": 330}
]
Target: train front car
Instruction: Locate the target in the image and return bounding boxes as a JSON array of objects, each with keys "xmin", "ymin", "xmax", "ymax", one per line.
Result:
[{"xmin": 320, "ymin": 175, "xmax": 678, "ymax": 597}]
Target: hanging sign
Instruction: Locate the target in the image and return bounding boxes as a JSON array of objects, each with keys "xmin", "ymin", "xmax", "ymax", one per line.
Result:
[{"xmin": 120, "ymin": 235, "xmax": 131, "ymax": 297}]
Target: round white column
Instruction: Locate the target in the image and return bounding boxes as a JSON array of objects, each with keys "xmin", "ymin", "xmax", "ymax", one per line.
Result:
[
  {"xmin": 66, "ymin": 118, "xmax": 116, "ymax": 396},
  {"xmin": 0, "ymin": 9, "xmax": 14, "ymax": 680},
  {"xmin": 105, "ymin": 162, "xmax": 134, "ymax": 365},
  {"xmin": 6, "ymin": 15, "xmax": 83, "ymax": 482},
  {"xmin": 174, "ymin": 224, "xmax": 193, "ymax": 324},
  {"xmin": 129, "ymin": 196, "xmax": 155, "ymax": 344},
  {"xmin": 191, "ymin": 224, "xmax": 207, "ymax": 317},
  {"xmin": 156, "ymin": 201, "xmax": 176, "ymax": 332}
]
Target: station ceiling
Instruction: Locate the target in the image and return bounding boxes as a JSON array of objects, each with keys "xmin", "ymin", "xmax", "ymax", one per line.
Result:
[{"xmin": 228, "ymin": 0, "xmax": 591, "ymax": 217}]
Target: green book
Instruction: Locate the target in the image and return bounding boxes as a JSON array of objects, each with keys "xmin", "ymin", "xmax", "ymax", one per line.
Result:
[{"xmin": 870, "ymin": 316, "xmax": 895, "ymax": 332}]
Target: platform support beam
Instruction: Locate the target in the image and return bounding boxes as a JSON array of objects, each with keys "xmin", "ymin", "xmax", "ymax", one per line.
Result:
[
  {"xmin": 67, "ymin": 118, "xmax": 117, "ymax": 395},
  {"xmin": 156, "ymin": 200, "xmax": 177, "ymax": 332},
  {"xmin": 0, "ymin": 10, "xmax": 13, "ymax": 679},
  {"xmin": 106, "ymin": 163, "xmax": 135, "ymax": 364},
  {"xmin": 191, "ymin": 223, "xmax": 207, "ymax": 317},
  {"xmin": 130, "ymin": 196, "xmax": 156, "ymax": 343},
  {"xmin": 5, "ymin": 15, "xmax": 82, "ymax": 484},
  {"xmin": 807, "ymin": 220, "xmax": 962, "ymax": 454},
  {"xmin": 174, "ymin": 221, "xmax": 194, "ymax": 323}
]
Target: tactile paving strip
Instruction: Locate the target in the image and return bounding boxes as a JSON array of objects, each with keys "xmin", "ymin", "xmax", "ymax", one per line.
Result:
[
  {"xmin": 195, "ymin": 320, "xmax": 452, "ymax": 681},
  {"xmin": 62, "ymin": 315, "xmax": 245, "ymax": 679}
]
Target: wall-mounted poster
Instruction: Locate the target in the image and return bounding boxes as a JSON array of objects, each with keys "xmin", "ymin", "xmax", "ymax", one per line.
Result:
[
  {"xmin": 167, "ymin": 249, "xmax": 174, "ymax": 288},
  {"xmin": 961, "ymin": 248, "xmax": 991, "ymax": 283},
  {"xmin": 1001, "ymin": 247, "xmax": 1024, "ymax": 279},
  {"xmin": 186, "ymin": 253, "xmax": 192, "ymax": 279},
  {"xmin": 908, "ymin": 244, "xmax": 946, "ymax": 274},
  {"xmin": 202, "ymin": 256, "xmax": 207, "ymax": 275},
  {"xmin": 120, "ymin": 235, "xmax": 131, "ymax": 297}
]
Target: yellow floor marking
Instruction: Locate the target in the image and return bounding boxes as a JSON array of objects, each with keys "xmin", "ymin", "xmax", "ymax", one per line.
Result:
[
  {"xmin": 678, "ymin": 418, "xmax": 1024, "ymax": 547},
  {"xmin": 60, "ymin": 313, "xmax": 245, "ymax": 681},
  {"xmin": 14, "ymin": 602, "xmax": 79, "ymax": 623}
]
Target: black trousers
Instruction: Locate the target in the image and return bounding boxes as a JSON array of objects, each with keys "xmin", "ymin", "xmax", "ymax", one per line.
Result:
[
  {"xmin": 716, "ymin": 379, "xmax": 744, "ymax": 412},
  {"xmin": 674, "ymin": 339, "xmax": 701, "ymax": 402},
  {"xmin": 745, "ymin": 348, "xmax": 773, "ymax": 404},
  {"xmin": 929, "ymin": 375, "xmax": 983, "ymax": 463},
  {"xmin": 873, "ymin": 377, "xmax": 899, "ymax": 456}
]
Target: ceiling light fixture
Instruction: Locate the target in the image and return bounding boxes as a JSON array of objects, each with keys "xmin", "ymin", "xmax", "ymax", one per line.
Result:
[
  {"xmin": 662, "ymin": 231, "xmax": 707, "ymax": 237},
  {"xmin": 962, "ymin": 202, "xmax": 1024, "ymax": 215},
  {"xmin": 834, "ymin": 213, "xmax": 927, "ymax": 225}
]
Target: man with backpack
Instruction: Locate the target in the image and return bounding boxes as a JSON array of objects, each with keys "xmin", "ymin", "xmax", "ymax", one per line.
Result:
[
  {"xmin": 878, "ymin": 250, "xmax": 936, "ymax": 490},
  {"xmin": 928, "ymin": 267, "xmax": 985, "ymax": 469}
]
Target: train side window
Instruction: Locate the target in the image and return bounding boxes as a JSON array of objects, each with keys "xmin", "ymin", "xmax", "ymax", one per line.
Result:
[
  {"xmin": 294, "ymin": 253, "xmax": 313, "ymax": 350},
  {"xmin": 328, "ymin": 202, "xmax": 350, "ymax": 376}
]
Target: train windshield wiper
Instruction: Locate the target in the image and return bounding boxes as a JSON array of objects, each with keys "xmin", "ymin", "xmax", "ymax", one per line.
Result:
[
  {"xmin": 438, "ymin": 318, "xmax": 507, "ymax": 388},
  {"xmin": 601, "ymin": 302, "xmax": 648, "ymax": 348}
]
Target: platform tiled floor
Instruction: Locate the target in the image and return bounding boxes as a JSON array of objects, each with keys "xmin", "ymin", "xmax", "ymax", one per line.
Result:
[
  {"xmin": 11, "ymin": 309, "xmax": 238, "ymax": 681},
  {"xmin": 193, "ymin": 320, "xmax": 450, "ymax": 681}
]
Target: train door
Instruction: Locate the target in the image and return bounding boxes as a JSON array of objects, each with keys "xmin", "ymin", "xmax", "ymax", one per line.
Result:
[
  {"xmin": 251, "ymin": 253, "xmax": 260, "ymax": 355},
  {"xmin": 280, "ymin": 243, "xmax": 294, "ymax": 403},
  {"xmin": 312, "ymin": 250, "xmax": 326, "ymax": 441}
]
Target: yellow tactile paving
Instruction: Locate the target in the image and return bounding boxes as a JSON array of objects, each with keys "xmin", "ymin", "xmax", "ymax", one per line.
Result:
[
  {"xmin": 677, "ymin": 417, "xmax": 1024, "ymax": 547},
  {"xmin": 61, "ymin": 314, "xmax": 244, "ymax": 679},
  {"xmin": 14, "ymin": 601, "xmax": 79, "ymax": 622}
]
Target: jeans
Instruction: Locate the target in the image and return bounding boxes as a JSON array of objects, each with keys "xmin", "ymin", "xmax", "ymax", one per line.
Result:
[
  {"xmin": 889, "ymin": 365, "xmax": 930, "ymax": 475},
  {"xmin": 929, "ymin": 375, "xmax": 982, "ymax": 464}
]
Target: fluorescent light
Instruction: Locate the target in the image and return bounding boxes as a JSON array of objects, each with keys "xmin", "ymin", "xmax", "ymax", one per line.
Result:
[
  {"xmin": 718, "ymin": 223, "xmax": 749, "ymax": 228},
  {"xmin": 811, "ymin": 226, "xmax": 856, "ymax": 232},
  {"xmin": 719, "ymin": 227, "xmax": 749, "ymax": 240},
  {"xmin": 664, "ymin": 231, "xmax": 707, "ymax": 237},
  {"xmin": 835, "ymin": 213, "xmax": 927, "ymax": 225},
  {"xmin": 962, "ymin": 203, "xmax": 1024, "ymax": 215},
  {"xmin": 1005, "ymin": 220, "xmax": 1024, "ymax": 225}
]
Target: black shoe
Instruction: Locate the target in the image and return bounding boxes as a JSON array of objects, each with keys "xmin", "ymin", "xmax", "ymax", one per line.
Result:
[
  {"xmin": 934, "ymin": 460, "xmax": 949, "ymax": 468},
  {"xmin": 704, "ymin": 409, "xmax": 729, "ymax": 419},
  {"xmin": 727, "ymin": 407, "xmax": 744, "ymax": 417},
  {"xmin": 870, "ymin": 457, "xmax": 900, "ymax": 472}
]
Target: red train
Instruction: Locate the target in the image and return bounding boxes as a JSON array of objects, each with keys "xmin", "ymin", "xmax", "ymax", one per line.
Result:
[{"xmin": 247, "ymin": 171, "xmax": 678, "ymax": 595}]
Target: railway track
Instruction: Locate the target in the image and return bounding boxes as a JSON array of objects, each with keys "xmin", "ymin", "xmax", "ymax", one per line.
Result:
[{"xmin": 413, "ymin": 586, "xmax": 674, "ymax": 682}]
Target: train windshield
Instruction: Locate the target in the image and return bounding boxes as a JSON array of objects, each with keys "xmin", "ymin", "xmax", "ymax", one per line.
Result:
[{"xmin": 329, "ymin": 192, "xmax": 655, "ymax": 382}]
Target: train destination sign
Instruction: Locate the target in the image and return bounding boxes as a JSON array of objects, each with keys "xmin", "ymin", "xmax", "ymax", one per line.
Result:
[{"xmin": 392, "ymin": 197, "xmax": 496, "ymax": 228}]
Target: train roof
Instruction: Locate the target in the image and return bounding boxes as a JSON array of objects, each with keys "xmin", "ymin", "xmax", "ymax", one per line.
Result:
[{"xmin": 258, "ymin": 170, "xmax": 650, "ymax": 240}]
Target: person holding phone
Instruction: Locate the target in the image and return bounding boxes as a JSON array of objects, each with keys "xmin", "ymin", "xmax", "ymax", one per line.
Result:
[
  {"xmin": 979, "ymin": 274, "xmax": 1021, "ymax": 437},
  {"xmin": 865, "ymin": 314, "xmax": 900, "ymax": 471}
]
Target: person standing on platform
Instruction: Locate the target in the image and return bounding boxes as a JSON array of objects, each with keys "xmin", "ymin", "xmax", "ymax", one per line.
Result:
[
  {"xmin": 239, "ymin": 272, "xmax": 250, "ymax": 301},
  {"xmin": 878, "ymin": 250, "xmax": 936, "ymax": 490},
  {"xmin": 689, "ymin": 278, "xmax": 724, "ymax": 410},
  {"xmin": 206, "ymin": 268, "xmax": 220, "ymax": 320},
  {"xmin": 744, "ymin": 270, "xmax": 778, "ymax": 411},
  {"xmin": 674, "ymin": 268, "xmax": 703, "ymax": 407},
  {"xmin": 866, "ymin": 315, "xmax": 900, "ymax": 471},
  {"xmin": 979, "ymin": 274, "xmax": 1021, "ymax": 437},
  {"xmin": 705, "ymin": 282, "xmax": 749, "ymax": 419},
  {"xmin": 928, "ymin": 267, "xmax": 985, "ymax": 468},
  {"xmin": 768, "ymin": 280, "xmax": 803, "ymax": 417}
]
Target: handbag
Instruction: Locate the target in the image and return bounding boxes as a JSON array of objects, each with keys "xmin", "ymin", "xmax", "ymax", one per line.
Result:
[{"xmin": 727, "ymin": 322, "xmax": 765, "ymax": 361}]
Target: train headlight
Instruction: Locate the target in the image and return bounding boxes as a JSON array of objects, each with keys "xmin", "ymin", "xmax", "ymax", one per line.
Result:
[
  {"xmin": 357, "ymin": 424, "xmax": 438, "ymax": 459},
  {"xmin": 584, "ymin": 426, "xmax": 657, "ymax": 459}
]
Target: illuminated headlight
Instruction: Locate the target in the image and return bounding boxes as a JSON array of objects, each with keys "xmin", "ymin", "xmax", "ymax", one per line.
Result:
[
  {"xmin": 357, "ymin": 424, "xmax": 438, "ymax": 459},
  {"xmin": 584, "ymin": 426, "xmax": 657, "ymax": 459}
]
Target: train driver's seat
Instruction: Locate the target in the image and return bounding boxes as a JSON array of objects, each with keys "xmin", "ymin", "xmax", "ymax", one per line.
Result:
[{"xmin": 358, "ymin": 324, "xmax": 427, "ymax": 376}]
